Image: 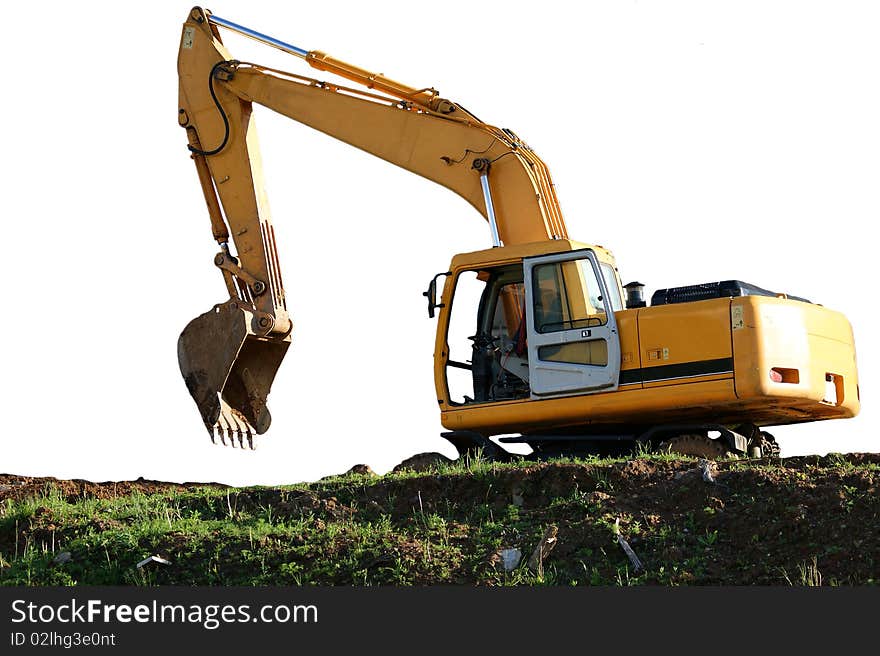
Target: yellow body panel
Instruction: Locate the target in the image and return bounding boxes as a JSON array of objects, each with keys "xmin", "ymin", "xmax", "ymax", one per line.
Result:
[
  {"xmin": 638, "ymin": 299, "xmax": 732, "ymax": 379},
  {"xmin": 616, "ymin": 310, "xmax": 641, "ymax": 385},
  {"xmin": 732, "ymin": 296, "xmax": 859, "ymax": 421},
  {"xmin": 435, "ymin": 243, "xmax": 859, "ymax": 436},
  {"xmin": 442, "ymin": 379, "xmax": 740, "ymax": 434}
]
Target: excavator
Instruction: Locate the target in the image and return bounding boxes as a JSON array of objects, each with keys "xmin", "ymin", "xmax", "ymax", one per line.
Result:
[{"xmin": 176, "ymin": 7, "xmax": 859, "ymax": 459}]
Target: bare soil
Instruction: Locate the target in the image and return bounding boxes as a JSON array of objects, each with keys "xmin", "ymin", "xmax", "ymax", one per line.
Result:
[{"xmin": 1, "ymin": 453, "xmax": 878, "ymax": 585}]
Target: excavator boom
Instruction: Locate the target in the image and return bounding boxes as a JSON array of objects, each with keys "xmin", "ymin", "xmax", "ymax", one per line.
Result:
[{"xmin": 176, "ymin": 7, "xmax": 569, "ymax": 446}]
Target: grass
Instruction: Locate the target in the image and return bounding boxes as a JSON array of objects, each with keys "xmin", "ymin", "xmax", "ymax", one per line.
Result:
[
  {"xmin": 782, "ymin": 556, "xmax": 824, "ymax": 587},
  {"xmin": 1, "ymin": 452, "xmax": 878, "ymax": 586}
]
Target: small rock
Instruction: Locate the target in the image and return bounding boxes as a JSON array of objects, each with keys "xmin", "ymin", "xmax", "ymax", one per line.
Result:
[
  {"xmin": 53, "ymin": 552, "xmax": 72, "ymax": 565},
  {"xmin": 699, "ymin": 459, "xmax": 717, "ymax": 483},
  {"xmin": 392, "ymin": 452, "xmax": 455, "ymax": 473}
]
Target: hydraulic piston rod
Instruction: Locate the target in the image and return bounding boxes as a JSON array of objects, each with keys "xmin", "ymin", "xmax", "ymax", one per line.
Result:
[
  {"xmin": 480, "ymin": 173, "xmax": 502, "ymax": 248},
  {"xmin": 208, "ymin": 14, "xmax": 309, "ymax": 58},
  {"xmin": 206, "ymin": 12, "xmax": 446, "ymax": 110}
]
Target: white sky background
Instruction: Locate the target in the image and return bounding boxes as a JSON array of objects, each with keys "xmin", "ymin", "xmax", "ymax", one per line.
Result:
[{"xmin": 2, "ymin": 1, "xmax": 877, "ymax": 485}]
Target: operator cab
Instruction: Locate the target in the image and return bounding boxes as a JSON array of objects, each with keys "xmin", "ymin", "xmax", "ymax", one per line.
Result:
[{"xmin": 438, "ymin": 243, "xmax": 624, "ymax": 406}]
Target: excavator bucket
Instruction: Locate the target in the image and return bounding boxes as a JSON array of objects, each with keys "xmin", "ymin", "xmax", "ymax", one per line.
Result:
[{"xmin": 177, "ymin": 301, "xmax": 290, "ymax": 448}]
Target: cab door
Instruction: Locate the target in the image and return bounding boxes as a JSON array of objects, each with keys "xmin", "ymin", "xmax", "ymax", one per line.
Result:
[{"xmin": 524, "ymin": 249, "xmax": 621, "ymax": 397}]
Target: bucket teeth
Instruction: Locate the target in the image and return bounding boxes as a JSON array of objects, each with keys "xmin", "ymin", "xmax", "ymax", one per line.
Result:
[
  {"xmin": 208, "ymin": 400, "xmax": 258, "ymax": 450},
  {"xmin": 178, "ymin": 300, "xmax": 290, "ymax": 452}
]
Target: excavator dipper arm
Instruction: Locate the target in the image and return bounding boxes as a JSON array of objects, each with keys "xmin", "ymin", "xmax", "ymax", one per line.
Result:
[{"xmin": 176, "ymin": 7, "xmax": 568, "ymax": 447}]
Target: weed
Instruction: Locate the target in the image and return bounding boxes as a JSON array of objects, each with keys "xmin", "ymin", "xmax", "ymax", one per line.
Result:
[
  {"xmin": 783, "ymin": 556, "xmax": 823, "ymax": 586},
  {"xmin": 697, "ymin": 530, "xmax": 719, "ymax": 548},
  {"xmin": 595, "ymin": 471, "xmax": 614, "ymax": 492}
]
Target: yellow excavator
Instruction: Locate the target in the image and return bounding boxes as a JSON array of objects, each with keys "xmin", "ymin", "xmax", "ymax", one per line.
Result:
[{"xmin": 176, "ymin": 7, "xmax": 859, "ymax": 458}]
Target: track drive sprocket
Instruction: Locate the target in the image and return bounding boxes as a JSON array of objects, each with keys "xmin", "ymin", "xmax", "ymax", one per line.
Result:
[{"xmin": 755, "ymin": 431, "xmax": 781, "ymax": 458}]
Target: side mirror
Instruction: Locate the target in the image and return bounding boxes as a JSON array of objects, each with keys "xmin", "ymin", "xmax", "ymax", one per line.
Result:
[{"xmin": 423, "ymin": 272, "xmax": 451, "ymax": 318}]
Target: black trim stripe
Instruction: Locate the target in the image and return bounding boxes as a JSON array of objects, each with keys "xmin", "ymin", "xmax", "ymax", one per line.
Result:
[{"xmin": 619, "ymin": 357, "xmax": 733, "ymax": 385}]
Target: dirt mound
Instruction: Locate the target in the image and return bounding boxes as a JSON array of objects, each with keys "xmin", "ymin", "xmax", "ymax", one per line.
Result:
[
  {"xmin": 1, "ymin": 453, "xmax": 878, "ymax": 585},
  {"xmin": 0, "ymin": 474, "xmax": 216, "ymax": 504}
]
